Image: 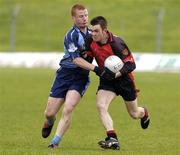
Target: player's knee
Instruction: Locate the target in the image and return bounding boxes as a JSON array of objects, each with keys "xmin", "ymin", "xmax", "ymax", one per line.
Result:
[
  {"xmin": 96, "ymin": 102, "xmax": 102, "ymax": 110},
  {"xmin": 44, "ymin": 110, "xmax": 54, "ymax": 119},
  {"xmin": 63, "ymin": 105, "xmax": 74, "ymax": 115},
  {"xmin": 96, "ymin": 102, "xmax": 107, "ymax": 113}
]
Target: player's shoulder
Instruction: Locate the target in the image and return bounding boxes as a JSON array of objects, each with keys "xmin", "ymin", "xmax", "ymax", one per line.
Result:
[
  {"xmin": 112, "ymin": 34, "xmax": 125, "ymax": 45},
  {"xmin": 86, "ymin": 34, "xmax": 93, "ymax": 43},
  {"xmin": 110, "ymin": 33, "xmax": 131, "ymax": 57},
  {"xmin": 65, "ymin": 27, "xmax": 79, "ymax": 40}
]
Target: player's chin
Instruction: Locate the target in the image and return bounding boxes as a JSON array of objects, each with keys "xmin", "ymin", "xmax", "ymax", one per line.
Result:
[
  {"xmin": 81, "ymin": 23, "xmax": 87, "ymax": 28},
  {"xmin": 92, "ymin": 37, "xmax": 99, "ymax": 42}
]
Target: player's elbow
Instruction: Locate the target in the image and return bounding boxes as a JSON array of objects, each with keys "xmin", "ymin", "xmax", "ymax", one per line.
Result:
[
  {"xmin": 132, "ymin": 62, "xmax": 136, "ymax": 71},
  {"xmin": 129, "ymin": 62, "xmax": 136, "ymax": 72},
  {"xmin": 120, "ymin": 62, "xmax": 136, "ymax": 75}
]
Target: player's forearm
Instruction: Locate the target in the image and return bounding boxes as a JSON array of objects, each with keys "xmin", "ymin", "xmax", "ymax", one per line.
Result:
[
  {"xmin": 73, "ymin": 57, "xmax": 95, "ymax": 71},
  {"xmin": 115, "ymin": 61, "xmax": 136, "ymax": 78},
  {"xmin": 120, "ymin": 61, "xmax": 136, "ymax": 75}
]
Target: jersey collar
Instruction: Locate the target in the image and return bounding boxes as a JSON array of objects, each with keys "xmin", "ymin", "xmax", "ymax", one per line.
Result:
[
  {"xmin": 107, "ymin": 31, "xmax": 114, "ymax": 43},
  {"xmin": 96, "ymin": 31, "xmax": 114, "ymax": 46},
  {"xmin": 73, "ymin": 25, "xmax": 91, "ymax": 35}
]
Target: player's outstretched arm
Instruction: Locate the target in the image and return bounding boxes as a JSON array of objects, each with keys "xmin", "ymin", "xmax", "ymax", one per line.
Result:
[
  {"xmin": 73, "ymin": 57, "xmax": 95, "ymax": 71},
  {"xmin": 73, "ymin": 57, "xmax": 115, "ymax": 80}
]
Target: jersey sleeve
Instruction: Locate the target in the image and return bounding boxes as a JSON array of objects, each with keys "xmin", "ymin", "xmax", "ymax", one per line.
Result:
[
  {"xmin": 82, "ymin": 34, "xmax": 94, "ymax": 63},
  {"xmin": 119, "ymin": 49, "xmax": 136, "ymax": 75},
  {"xmin": 64, "ymin": 31, "xmax": 80, "ymax": 59},
  {"xmin": 111, "ymin": 36, "xmax": 136, "ymax": 75}
]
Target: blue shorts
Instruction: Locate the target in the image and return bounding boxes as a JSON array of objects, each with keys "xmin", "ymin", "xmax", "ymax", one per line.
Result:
[{"xmin": 50, "ymin": 67, "xmax": 90, "ymax": 98}]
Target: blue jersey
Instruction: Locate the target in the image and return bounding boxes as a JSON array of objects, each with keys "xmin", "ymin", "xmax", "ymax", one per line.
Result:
[
  {"xmin": 60, "ymin": 26, "xmax": 91, "ymax": 69},
  {"xmin": 49, "ymin": 26, "xmax": 91, "ymax": 98}
]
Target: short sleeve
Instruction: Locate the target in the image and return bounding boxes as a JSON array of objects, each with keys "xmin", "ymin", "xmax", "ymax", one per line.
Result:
[{"xmin": 64, "ymin": 31, "xmax": 80, "ymax": 59}]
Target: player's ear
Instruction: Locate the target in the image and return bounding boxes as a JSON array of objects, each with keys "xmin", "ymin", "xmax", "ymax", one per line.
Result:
[
  {"xmin": 102, "ymin": 28, "xmax": 107, "ymax": 36},
  {"xmin": 72, "ymin": 16, "xmax": 74, "ymax": 22},
  {"xmin": 72, "ymin": 15, "xmax": 76, "ymax": 22},
  {"xmin": 102, "ymin": 28, "xmax": 106, "ymax": 32}
]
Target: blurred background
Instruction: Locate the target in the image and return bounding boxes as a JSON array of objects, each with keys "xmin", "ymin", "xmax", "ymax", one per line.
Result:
[{"xmin": 0, "ymin": 0, "xmax": 180, "ymax": 53}]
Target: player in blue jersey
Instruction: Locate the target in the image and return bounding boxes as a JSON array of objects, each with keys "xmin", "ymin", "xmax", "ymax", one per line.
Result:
[
  {"xmin": 41, "ymin": 4, "xmax": 111, "ymax": 149},
  {"xmin": 41, "ymin": 4, "xmax": 92, "ymax": 148}
]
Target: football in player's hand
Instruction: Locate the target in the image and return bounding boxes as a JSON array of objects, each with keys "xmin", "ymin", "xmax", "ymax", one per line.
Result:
[{"xmin": 104, "ymin": 55, "xmax": 124, "ymax": 73}]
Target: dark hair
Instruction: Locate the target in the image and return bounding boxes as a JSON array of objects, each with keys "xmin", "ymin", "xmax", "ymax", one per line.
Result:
[
  {"xmin": 71, "ymin": 4, "xmax": 86, "ymax": 16},
  {"xmin": 90, "ymin": 16, "xmax": 107, "ymax": 29}
]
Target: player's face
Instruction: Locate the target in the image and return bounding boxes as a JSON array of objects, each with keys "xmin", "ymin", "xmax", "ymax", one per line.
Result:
[
  {"xmin": 72, "ymin": 9, "xmax": 88, "ymax": 29},
  {"xmin": 91, "ymin": 24, "xmax": 106, "ymax": 42}
]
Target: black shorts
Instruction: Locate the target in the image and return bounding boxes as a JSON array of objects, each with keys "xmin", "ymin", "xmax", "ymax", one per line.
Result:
[{"xmin": 97, "ymin": 75, "xmax": 137, "ymax": 101}]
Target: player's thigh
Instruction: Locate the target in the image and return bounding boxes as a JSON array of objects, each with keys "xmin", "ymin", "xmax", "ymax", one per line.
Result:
[
  {"xmin": 96, "ymin": 90, "xmax": 116, "ymax": 109},
  {"xmin": 124, "ymin": 99, "xmax": 138, "ymax": 113},
  {"xmin": 45, "ymin": 97, "xmax": 64, "ymax": 116},
  {"xmin": 63, "ymin": 90, "xmax": 81, "ymax": 111}
]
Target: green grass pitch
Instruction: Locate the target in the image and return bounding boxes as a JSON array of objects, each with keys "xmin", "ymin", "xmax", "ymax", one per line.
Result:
[{"xmin": 0, "ymin": 68, "xmax": 179, "ymax": 155}]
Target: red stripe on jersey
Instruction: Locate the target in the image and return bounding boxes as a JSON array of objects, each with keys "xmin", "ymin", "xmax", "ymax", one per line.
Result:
[
  {"xmin": 123, "ymin": 54, "xmax": 135, "ymax": 63},
  {"xmin": 128, "ymin": 72, "xmax": 134, "ymax": 81},
  {"xmin": 90, "ymin": 42, "xmax": 114, "ymax": 68}
]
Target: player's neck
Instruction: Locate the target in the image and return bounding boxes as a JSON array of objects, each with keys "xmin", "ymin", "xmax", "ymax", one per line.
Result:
[{"xmin": 79, "ymin": 27, "xmax": 87, "ymax": 34}]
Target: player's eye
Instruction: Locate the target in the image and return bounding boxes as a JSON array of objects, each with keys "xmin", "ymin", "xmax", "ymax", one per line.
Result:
[{"xmin": 94, "ymin": 29, "xmax": 99, "ymax": 33}]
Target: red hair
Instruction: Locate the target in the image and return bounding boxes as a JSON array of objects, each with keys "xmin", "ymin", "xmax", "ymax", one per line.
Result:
[{"xmin": 71, "ymin": 4, "xmax": 86, "ymax": 16}]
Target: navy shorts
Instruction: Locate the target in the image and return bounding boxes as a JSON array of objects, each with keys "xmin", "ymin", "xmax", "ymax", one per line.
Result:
[
  {"xmin": 50, "ymin": 67, "xmax": 90, "ymax": 98},
  {"xmin": 98, "ymin": 75, "xmax": 137, "ymax": 101}
]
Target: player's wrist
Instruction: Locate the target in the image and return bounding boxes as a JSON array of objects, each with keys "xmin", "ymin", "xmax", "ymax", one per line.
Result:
[
  {"xmin": 115, "ymin": 71, "xmax": 122, "ymax": 78},
  {"xmin": 93, "ymin": 66, "xmax": 97, "ymax": 71},
  {"xmin": 93, "ymin": 66, "xmax": 100, "ymax": 75}
]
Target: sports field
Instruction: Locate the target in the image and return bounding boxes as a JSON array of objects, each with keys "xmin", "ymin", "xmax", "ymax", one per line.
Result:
[{"xmin": 0, "ymin": 68, "xmax": 179, "ymax": 155}]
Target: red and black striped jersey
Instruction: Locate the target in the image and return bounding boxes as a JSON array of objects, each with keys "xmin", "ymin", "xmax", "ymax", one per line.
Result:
[{"xmin": 86, "ymin": 31, "xmax": 136, "ymax": 77}]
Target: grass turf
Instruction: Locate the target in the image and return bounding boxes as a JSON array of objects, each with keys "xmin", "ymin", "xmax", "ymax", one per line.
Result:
[{"xmin": 0, "ymin": 68, "xmax": 179, "ymax": 155}]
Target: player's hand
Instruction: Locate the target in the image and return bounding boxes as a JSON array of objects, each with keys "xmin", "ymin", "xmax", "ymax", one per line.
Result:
[
  {"xmin": 103, "ymin": 67, "xmax": 116, "ymax": 80},
  {"xmin": 93, "ymin": 66, "xmax": 115, "ymax": 80},
  {"xmin": 80, "ymin": 50, "xmax": 87, "ymax": 57}
]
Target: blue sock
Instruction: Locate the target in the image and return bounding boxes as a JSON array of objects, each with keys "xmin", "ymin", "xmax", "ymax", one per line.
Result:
[{"xmin": 51, "ymin": 135, "xmax": 61, "ymax": 145}]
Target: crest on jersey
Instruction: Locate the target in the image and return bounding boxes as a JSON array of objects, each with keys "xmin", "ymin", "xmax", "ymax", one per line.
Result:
[
  {"xmin": 68, "ymin": 43, "xmax": 78, "ymax": 52},
  {"xmin": 122, "ymin": 48, "xmax": 129, "ymax": 56}
]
